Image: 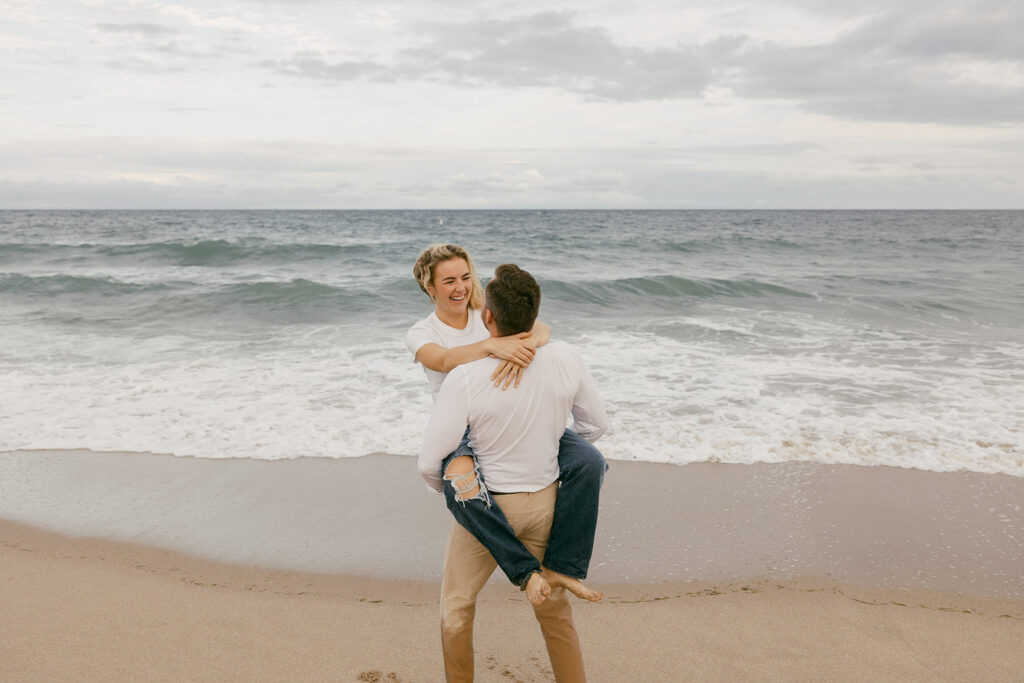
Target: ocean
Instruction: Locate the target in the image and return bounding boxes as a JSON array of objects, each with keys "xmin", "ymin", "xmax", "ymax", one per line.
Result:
[{"xmin": 1, "ymin": 210, "xmax": 1021, "ymax": 476}]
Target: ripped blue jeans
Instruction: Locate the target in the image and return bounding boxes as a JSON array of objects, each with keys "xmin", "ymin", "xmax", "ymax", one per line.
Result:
[{"xmin": 442, "ymin": 427, "xmax": 607, "ymax": 588}]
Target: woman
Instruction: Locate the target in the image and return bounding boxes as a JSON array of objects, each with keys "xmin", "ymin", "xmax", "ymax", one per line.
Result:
[{"xmin": 406, "ymin": 243, "xmax": 607, "ymax": 604}]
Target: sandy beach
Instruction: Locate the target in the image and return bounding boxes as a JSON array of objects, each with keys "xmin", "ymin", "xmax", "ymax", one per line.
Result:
[{"xmin": 2, "ymin": 450, "xmax": 1023, "ymax": 681}]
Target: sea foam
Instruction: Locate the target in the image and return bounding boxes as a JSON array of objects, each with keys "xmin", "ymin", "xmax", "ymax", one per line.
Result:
[{"xmin": 1, "ymin": 209, "xmax": 1022, "ymax": 476}]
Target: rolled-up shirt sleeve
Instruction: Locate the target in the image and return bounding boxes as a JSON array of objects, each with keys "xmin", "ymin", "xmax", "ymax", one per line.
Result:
[
  {"xmin": 570, "ymin": 351, "xmax": 608, "ymax": 443},
  {"xmin": 417, "ymin": 368, "xmax": 471, "ymax": 492}
]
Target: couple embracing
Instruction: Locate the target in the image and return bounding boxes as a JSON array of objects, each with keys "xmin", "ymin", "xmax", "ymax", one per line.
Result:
[{"xmin": 407, "ymin": 244, "xmax": 609, "ymax": 682}]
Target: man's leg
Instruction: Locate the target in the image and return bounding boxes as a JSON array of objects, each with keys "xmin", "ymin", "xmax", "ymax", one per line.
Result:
[
  {"xmin": 543, "ymin": 429, "xmax": 607, "ymax": 580},
  {"xmin": 440, "ymin": 520, "xmax": 499, "ymax": 683},
  {"xmin": 443, "ymin": 452, "xmax": 544, "ymax": 588},
  {"xmin": 499, "ymin": 484, "xmax": 586, "ymax": 682}
]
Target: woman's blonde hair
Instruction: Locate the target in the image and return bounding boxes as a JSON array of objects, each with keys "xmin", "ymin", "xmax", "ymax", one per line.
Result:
[{"xmin": 413, "ymin": 243, "xmax": 484, "ymax": 309}]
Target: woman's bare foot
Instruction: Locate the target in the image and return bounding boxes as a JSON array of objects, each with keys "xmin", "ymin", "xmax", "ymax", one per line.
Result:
[
  {"xmin": 540, "ymin": 569, "xmax": 603, "ymax": 602},
  {"xmin": 524, "ymin": 572, "xmax": 551, "ymax": 606}
]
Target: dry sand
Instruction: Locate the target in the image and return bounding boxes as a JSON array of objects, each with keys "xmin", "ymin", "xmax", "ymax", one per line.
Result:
[{"xmin": 2, "ymin": 450, "xmax": 1023, "ymax": 681}]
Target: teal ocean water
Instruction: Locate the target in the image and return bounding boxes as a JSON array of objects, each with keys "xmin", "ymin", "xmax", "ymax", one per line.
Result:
[{"xmin": 1, "ymin": 210, "xmax": 1021, "ymax": 475}]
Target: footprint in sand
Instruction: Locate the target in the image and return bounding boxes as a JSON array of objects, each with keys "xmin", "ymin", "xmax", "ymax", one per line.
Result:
[{"xmin": 356, "ymin": 671, "xmax": 402, "ymax": 682}]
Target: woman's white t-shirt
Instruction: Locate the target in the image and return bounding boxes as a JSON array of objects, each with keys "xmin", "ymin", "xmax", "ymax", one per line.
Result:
[{"xmin": 406, "ymin": 308, "xmax": 490, "ymax": 400}]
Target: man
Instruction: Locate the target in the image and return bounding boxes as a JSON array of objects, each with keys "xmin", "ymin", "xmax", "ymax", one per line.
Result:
[{"xmin": 418, "ymin": 263, "xmax": 608, "ymax": 682}]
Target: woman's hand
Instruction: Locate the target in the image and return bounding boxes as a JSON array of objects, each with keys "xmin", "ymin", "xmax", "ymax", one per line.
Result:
[
  {"xmin": 486, "ymin": 332, "xmax": 538, "ymax": 389},
  {"xmin": 485, "ymin": 332, "xmax": 536, "ymax": 367},
  {"xmin": 491, "ymin": 359, "xmax": 526, "ymax": 390}
]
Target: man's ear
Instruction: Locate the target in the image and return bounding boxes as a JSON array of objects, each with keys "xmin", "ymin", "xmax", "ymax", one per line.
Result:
[{"xmin": 482, "ymin": 308, "xmax": 494, "ymax": 326}]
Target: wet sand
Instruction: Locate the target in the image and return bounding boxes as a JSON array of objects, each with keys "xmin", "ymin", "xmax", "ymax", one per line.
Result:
[{"xmin": 1, "ymin": 449, "xmax": 1021, "ymax": 595}]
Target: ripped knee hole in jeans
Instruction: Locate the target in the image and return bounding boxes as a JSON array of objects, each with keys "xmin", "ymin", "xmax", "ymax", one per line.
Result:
[{"xmin": 444, "ymin": 466, "xmax": 492, "ymax": 507}]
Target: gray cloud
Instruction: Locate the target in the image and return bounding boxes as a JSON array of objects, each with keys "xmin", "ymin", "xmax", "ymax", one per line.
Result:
[
  {"xmin": 260, "ymin": 53, "xmax": 387, "ymax": 81},
  {"xmin": 725, "ymin": 44, "xmax": 1024, "ymax": 126},
  {"xmin": 148, "ymin": 41, "xmax": 221, "ymax": 59},
  {"xmin": 854, "ymin": 156, "xmax": 892, "ymax": 164},
  {"xmin": 688, "ymin": 142, "xmax": 825, "ymax": 156},
  {"xmin": 406, "ymin": 11, "xmax": 710, "ymax": 100},
  {"xmin": 95, "ymin": 22, "xmax": 180, "ymax": 37},
  {"xmin": 722, "ymin": 4, "xmax": 1024, "ymax": 125},
  {"xmin": 94, "ymin": 19, "xmax": 239, "ymax": 72},
  {"xmin": 255, "ymin": 5, "xmax": 1024, "ymax": 125},
  {"xmin": 101, "ymin": 44, "xmax": 231, "ymax": 71},
  {"xmin": 840, "ymin": 5, "xmax": 1024, "ymax": 61},
  {"xmin": 104, "ymin": 58, "xmax": 186, "ymax": 74},
  {"xmin": 260, "ymin": 11, "xmax": 712, "ymax": 100}
]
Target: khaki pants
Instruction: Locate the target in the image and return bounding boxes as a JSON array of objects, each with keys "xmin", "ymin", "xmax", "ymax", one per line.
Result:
[{"xmin": 440, "ymin": 482, "xmax": 586, "ymax": 682}]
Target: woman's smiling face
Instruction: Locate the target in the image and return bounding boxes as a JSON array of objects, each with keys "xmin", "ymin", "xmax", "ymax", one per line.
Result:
[{"xmin": 428, "ymin": 257, "xmax": 473, "ymax": 318}]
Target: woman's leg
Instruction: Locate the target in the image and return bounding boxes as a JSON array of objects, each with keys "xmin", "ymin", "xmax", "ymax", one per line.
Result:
[
  {"xmin": 542, "ymin": 429, "xmax": 608, "ymax": 580},
  {"xmin": 441, "ymin": 435, "xmax": 543, "ymax": 589}
]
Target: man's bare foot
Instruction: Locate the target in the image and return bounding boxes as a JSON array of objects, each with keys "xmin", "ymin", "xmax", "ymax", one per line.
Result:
[
  {"xmin": 540, "ymin": 569, "xmax": 604, "ymax": 602},
  {"xmin": 524, "ymin": 572, "xmax": 551, "ymax": 606}
]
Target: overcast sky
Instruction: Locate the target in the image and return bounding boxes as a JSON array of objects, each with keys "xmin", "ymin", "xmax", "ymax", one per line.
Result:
[{"xmin": 2, "ymin": 0, "xmax": 1023, "ymax": 208}]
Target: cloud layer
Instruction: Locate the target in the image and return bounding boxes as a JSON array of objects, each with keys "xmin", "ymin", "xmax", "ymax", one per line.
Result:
[
  {"xmin": 2, "ymin": 0, "xmax": 1023, "ymax": 207},
  {"xmin": 260, "ymin": 12, "xmax": 712, "ymax": 102},
  {"xmin": 722, "ymin": 5, "xmax": 1024, "ymax": 125},
  {"xmin": 2, "ymin": 136, "xmax": 1019, "ymax": 209},
  {"xmin": 253, "ymin": 4, "xmax": 1024, "ymax": 125}
]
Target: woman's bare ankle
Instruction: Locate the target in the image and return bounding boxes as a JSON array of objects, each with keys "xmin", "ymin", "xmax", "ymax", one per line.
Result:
[{"xmin": 540, "ymin": 568, "xmax": 604, "ymax": 602}]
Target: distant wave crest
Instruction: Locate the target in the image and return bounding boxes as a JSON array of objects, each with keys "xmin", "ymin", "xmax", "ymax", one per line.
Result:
[
  {"xmin": 543, "ymin": 275, "xmax": 812, "ymax": 305},
  {"xmin": 0, "ymin": 273, "xmax": 173, "ymax": 296},
  {"xmin": 0, "ymin": 273, "xmax": 406, "ymax": 327},
  {"xmin": 0, "ymin": 240, "xmax": 372, "ymax": 267}
]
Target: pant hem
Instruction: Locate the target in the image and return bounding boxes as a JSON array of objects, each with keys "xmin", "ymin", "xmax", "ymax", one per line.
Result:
[
  {"xmin": 515, "ymin": 568, "xmax": 543, "ymax": 589},
  {"xmin": 541, "ymin": 561, "xmax": 587, "ymax": 581}
]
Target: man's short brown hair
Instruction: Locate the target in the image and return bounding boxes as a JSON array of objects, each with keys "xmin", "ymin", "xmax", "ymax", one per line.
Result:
[{"xmin": 484, "ymin": 264, "xmax": 541, "ymax": 336}]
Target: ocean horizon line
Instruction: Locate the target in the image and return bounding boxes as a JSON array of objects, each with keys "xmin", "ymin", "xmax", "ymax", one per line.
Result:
[{"xmin": 4, "ymin": 207, "xmax": 1024, "ymax": 212}]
